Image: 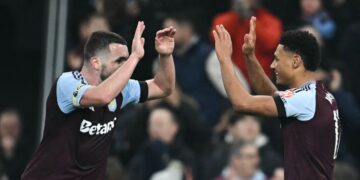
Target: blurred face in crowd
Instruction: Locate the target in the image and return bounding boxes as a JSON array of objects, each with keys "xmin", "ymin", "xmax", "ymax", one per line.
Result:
[
  {"xmin": 148, "ymin": 108, "xmax": 178, "ymax": 144},
  {"xmin": 230, "ymin": 115, "xmax": 260, "ymax": 142},
  {"xmin": 98, "ymin": 43, "xmax": 129, "ymax": 80},
  {"xmin": 301, "ymin": 0, "xmax": 322, "ymax": 16},
  {"xmin": 271, "ymin": 45, "xmax": 299, "ymax": 86},
  {"xmin": 80, "ymin": 15, "xmax": 110, "ymax": 41},
  {"xmin": 0, "ymin": 112, "xmax": 22, "ymax": 141},
  {"xmin": 231, "ymin": 144, "xmax": 260, "ymax": 177},
  {"xmin": 271, "ymin": 168, "xmax": 285, "ymax": 180},
  {"xmin": 232, "ymin": 0, "xmax": 258, "ymax": 17},
  {"xmin": 163, "ymin": 18, "xmax": 192, "ymax": 48}
]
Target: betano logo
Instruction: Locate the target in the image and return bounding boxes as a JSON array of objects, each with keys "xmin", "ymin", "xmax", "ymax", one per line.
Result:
[{"xmin": 79, "ymin": 117, "xmax": 117, "ymax": 135}]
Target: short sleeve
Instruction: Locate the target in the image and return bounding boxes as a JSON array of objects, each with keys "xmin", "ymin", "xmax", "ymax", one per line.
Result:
[
  {"xmin": 273, "ymin": 84, "xmax": 316, "ymax": 121},
  {"xmin": 120, "ymin": 80, "xmax": 148, "ymax": 108},
  {"xmin": 56, "ymin": 72, "xmax": 92, "ymax": 114}
]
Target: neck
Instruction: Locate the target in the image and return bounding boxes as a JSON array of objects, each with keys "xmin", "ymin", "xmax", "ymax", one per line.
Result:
[
  {"xmin": 289, "ymin": 71, "xmax": 316, "ymax": 88},
  {"xmin": 80, "ymin": 64, "xmax": 102, "ymax": 85}
]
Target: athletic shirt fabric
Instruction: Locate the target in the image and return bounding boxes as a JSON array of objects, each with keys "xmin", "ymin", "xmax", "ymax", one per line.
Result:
[
  {"xmin": 273, "ymin": 81, "xmax": 341, "ymax": 180},
  {"xmin": 22, "ymin": 71, "xmax": 148, "ymax": 180}
]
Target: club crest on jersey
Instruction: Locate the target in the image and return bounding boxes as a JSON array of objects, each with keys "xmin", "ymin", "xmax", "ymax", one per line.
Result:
[
  {"xmin": 79, "ymin": 117, "xmax": 117, "ymax": 135},
  {"xmin": 279, "ymin": 89, "xmax": 296, "ymax": 99},
  {"xmin": 108, "ymin": 99, "xmax": 117, "ymax": 112}
]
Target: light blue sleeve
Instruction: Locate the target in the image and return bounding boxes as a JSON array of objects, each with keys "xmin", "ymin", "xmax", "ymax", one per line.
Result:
[
  {"xmin": 56, "ymin": 72, "xmax": 92, "ymax": 114},
  {"xmin": 278, "ymin": 86, "xmax": 316, "ymax": 121},
  {"xmin": 120, "ymin": 79, "xmax": 141, "ymax": 108}
]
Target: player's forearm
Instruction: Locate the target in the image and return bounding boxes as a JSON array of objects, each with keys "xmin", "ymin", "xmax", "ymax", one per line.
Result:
[
  {"xmin": 245, "ymin": 53, "xmax": 277, "ymax": 95},
  {"xmin": 97, "ymin": 54, "xmax": 140, "ymax": 103},
  {"xmin": 153, "ymin": 54, "xmax": 175, "ymax": 96},
  {"xmin": 219, "ymin": 59, "xmax": 252, "ymax": 110}
]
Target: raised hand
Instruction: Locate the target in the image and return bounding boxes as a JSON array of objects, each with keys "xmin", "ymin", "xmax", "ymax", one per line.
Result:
[
  {"xmin": 242, "ymin": 16, "xmax": 257, "ymax": 56},
  {"xmin": 155, "ymin": 26, "xmax": 176, "ymax": 56},
  {"xmin": 131, "ymin": 21, "xmax": 146, "ymax": 59},
  {"xmin": 213, "ymin": 24, "xmax": 233, "ymax": 62}
]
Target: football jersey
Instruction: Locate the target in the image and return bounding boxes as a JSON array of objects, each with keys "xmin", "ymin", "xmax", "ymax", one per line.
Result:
[
  {"xmin": 273, "ymin": 81, "xmax": 341, "ymax": 180},
  {"xmin": 22, "ymin": 71, "xmax": 148, "ymax": 180}
]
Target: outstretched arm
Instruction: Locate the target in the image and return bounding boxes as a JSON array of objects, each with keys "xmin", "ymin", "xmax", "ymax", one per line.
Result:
[
  {"xmin": 243, "ymin": 17, "xmax": 277, "ymax": 95},
  {"xmin": 80, "ymin": 21, "xmax": 146, "ymax": 107},
  {"xmin": 213, "ymin": 25, "xmax": 278, "ymax": 117},
  {"xmin": 146, "ymin": 27, "xmax": 176, "ymax": 100}
]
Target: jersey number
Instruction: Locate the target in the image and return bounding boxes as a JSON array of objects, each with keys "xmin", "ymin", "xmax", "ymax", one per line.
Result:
[{"xmin": 333, "ymin": 109, "xmax": 341, "ymax": 159}]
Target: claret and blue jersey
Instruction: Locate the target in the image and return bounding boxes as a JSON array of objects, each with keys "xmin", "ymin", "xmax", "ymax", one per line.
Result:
[
  {"xmin": 273, "ymin": 81, "xmax": 341, "ymax": 180},
  {"xmin": 22, "ymin": 71, "xmax": 148, "ymax": 180}
]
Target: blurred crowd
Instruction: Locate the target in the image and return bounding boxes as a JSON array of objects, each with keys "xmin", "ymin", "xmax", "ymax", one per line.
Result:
[{"xmin": 1, "ymin": 0, "xmax": 360, "ymax": 179}]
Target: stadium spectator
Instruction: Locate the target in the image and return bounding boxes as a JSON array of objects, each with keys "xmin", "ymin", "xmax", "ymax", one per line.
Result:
[
  {"xmin": 129, "ymin": 105, "xmax": 194, "ymax": 180},
  {"xmin": 209, "ymin": 0, "xmax": 282, "ymax": 82},
  {"xmin": 112, "ymin": 85, "xmax": 208, "ymax": 165},
  {"xmin": 205, "ymin": 113, "xmax": 281, "ymax": 179},
  {"xmin": 66, "ymin": 13, "xmax": 110, "ymax": 71},
  {"xmin": 215, "ymin": 142, "xmax": 266, "ymax": 180},
  {"xmin": 159, "ymin": 85, "xmax": 211, "ymax": 155},
  {"xmin": 95, "ymin": 0, "xmax": 140, "ymax": 43},
  {"xmin": 270, "ymin": 167, "xmax": 284, "ymax": 180},
  {"xmin": 0, "ymin": 109, "xmax": 28, "ymax": 180},
  {"xmin": 339, "ymin": 22, "xmax": 360, "ymax": 104},
  {"xmin": 298, "ymin": 0, "xmax": 336, "ymax": 40},
  {"xmin": 161, "ymin": 13, "xmax": 230, "ymax": 126}
]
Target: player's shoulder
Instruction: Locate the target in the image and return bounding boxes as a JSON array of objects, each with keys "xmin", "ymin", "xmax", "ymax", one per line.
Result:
[
  {"xmin": 294, "ymin": 81, "xmax": 316, "ymax": 94},
  {"xmin": 58, "ymin": 71, "xmax": 87, "ymax": 86},
  {"xmin": 278, "ymin": 81, "xmax": 316, "ymax": 102},
  {"xmin": 277, "ymin": 81, "xmax": 317, "ymax": 121}
]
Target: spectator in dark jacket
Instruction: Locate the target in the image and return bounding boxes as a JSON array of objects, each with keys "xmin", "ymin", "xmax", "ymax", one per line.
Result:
[
  {"xmin": 205, "ymin": 112, "xmax": 282, "ymax": 179},
  {"xmin": 0, "ymin": 109, "xmax": 29, "ymax": 180},
  {"xmin": 215, "ymin": 143, "xmax": 267, "ymax": 180},
  {"xmin": 160, "ymin": 13, "xmax": 229, "ymax": 126},
  {"xmin": 129, "ymin": 104, "xmax": 195, "ymax": 180}
]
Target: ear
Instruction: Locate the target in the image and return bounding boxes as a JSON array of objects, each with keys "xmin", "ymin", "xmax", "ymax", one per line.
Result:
[
  {"xmin": 292, "ymin": 54, "xmax": 302, "ymax": 69},
  {"xmin": 90, "ymin": 57, "xmax": 102, "ymax": 71}
]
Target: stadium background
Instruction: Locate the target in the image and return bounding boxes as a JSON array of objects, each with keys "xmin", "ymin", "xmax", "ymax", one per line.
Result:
[{"xmin": 0, "ymin": 0, "xmax": 360, "ymax": 179}]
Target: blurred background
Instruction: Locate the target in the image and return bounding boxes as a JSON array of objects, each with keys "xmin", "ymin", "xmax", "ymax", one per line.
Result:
[{"xmin": 0, "ymin": 0, "xmax": 360, "ymax": 179}]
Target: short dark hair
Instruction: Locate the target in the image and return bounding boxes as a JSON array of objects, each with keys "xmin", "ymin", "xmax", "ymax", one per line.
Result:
[
  {"xmin": 228, "ymin": 112, "xmax": 259, "ymax": 126},
  {"xmin": 279, "ymin": 30, "xmax": 320, "ymax": 71},
  {"xmin": 166, "ymin": 11, "xmax": 200, "ymax": 33},
  {"xmin": 150, "ymin": 102, "xmax": 179, "ymax": 125},
  {"xmin": 229, "ymin": 112, "xmax": 245, "ymax": 126},
  {"xmin": 84, "ymin": 31, "xmax": 127, "ymax": 62}
]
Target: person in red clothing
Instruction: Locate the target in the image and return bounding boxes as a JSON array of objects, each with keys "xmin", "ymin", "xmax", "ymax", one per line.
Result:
[{"xmin": 210, "ymin": 0, "xmax": 282, "ymax": 83}]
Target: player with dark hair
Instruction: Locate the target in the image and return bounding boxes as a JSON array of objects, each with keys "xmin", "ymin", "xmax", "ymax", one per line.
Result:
[
  {"xmin": 213, "ymin": 17, "xmax": 340, "ymax": 179},
  {"xmin": 22, "ymin": 21, "xmax": 176, "ymax": 180}
]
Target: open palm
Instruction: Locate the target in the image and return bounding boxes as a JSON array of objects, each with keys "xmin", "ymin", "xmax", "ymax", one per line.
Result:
[
  {"xmin": 242, "ymin": 17, "xmax": 257, "ymax": 55},
  {"xmin": 155, "ymin": 27, "xmax": 176, "ymax": 56}
]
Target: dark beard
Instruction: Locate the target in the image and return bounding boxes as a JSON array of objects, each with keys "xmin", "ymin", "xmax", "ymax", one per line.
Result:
[
  {"xmin": 100, "ymin": 64, "xmax": 110, "ymax": 81},
  {"xmin": 100, "ymin": 73, "xmax": 107, "ymax": 81}
]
